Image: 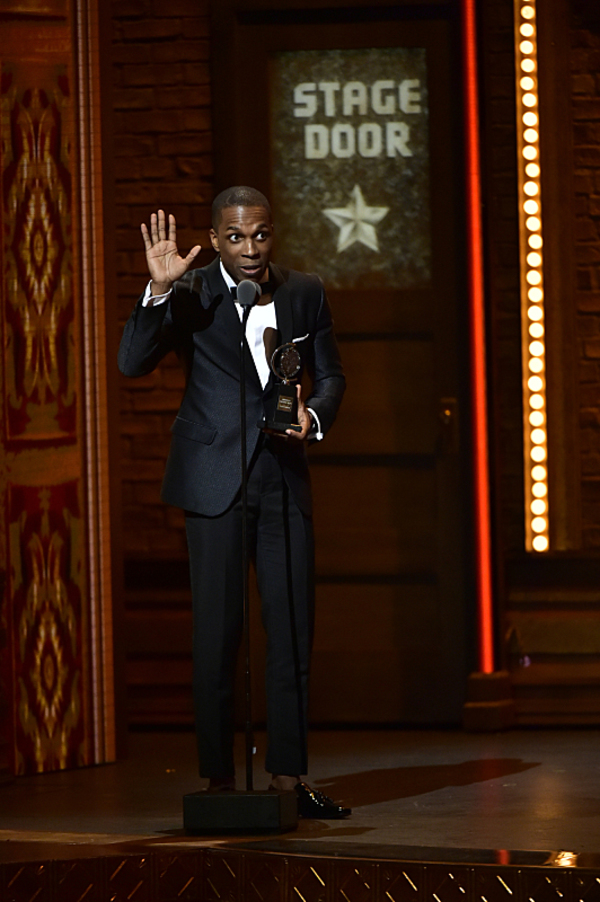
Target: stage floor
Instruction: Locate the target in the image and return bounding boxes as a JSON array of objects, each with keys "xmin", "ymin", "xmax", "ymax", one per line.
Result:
[{"xmin": 1, "ymin": 728, "xmax": 599, "ymax": 865}]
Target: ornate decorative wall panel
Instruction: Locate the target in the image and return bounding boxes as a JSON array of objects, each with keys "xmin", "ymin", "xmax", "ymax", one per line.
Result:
[{"xmin": 0, "ymin": 2, "xmax": 115, "ymax": 774}]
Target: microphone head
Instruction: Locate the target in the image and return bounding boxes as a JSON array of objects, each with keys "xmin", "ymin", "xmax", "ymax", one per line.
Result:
[{"xmin": 237, "ymin": 280, "xmax": 262, "ymax": 307}]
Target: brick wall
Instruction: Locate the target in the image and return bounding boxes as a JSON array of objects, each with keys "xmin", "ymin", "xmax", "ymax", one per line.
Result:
[
  {"xmin": 480, "ymin": 0, "xmax": 523, "ymax": 554},
  {"xmin": 572, "ymin": 8, "xmax": 600, "ymax": 549},
  {"xmin": 112, "ymin": 0, "xmax": 214, "ymax": 560}
]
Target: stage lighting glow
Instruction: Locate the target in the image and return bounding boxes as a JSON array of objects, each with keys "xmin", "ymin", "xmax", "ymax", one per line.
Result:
[{"xmin": 516, "ymin": 0, "xmax": 549, "ymax": 552}]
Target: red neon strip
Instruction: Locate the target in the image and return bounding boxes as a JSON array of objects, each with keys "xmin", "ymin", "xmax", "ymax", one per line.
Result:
[{"xmin": 461, "ymin": 0, "xmax": 495, "ymax": 673}]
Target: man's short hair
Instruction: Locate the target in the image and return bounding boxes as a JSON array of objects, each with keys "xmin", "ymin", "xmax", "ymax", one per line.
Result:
[{"xmin": 211, "ymin": 186, "xmax": 272, "ymax": 228}]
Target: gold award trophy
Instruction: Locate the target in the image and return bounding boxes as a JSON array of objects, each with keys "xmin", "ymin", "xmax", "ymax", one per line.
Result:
[{"xmin": 264, "ymin": 342, "xmax": 302, "ymax": 433}]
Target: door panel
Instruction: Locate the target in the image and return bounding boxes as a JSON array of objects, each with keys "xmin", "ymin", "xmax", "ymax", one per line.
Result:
[{"xmin": 213, "ymin": 1, "xmax": 471, "ymax": 724}]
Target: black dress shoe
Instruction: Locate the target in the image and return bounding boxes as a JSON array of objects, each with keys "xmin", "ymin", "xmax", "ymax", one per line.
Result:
[{"xmin": 295, "ymin": 782, "xmax": 351, "ymax": 819}]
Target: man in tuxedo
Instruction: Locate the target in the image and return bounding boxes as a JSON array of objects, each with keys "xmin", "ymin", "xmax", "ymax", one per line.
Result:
[{"xmin": 118, "ymin": 186, "xmax": 348, "ymax": 817}]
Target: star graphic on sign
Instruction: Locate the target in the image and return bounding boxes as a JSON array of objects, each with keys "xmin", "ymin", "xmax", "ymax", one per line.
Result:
[{"xmin": 323, "ymin": 185, "xmax": 389, "ymax": 253}]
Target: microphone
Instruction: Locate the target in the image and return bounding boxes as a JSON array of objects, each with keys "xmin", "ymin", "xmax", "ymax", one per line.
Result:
[{"xmin": 236, "ymin": 280, "xmax": 262, "ymax": 307}]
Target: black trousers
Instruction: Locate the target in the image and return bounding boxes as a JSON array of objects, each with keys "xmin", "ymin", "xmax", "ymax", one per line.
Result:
[{"xmin": 185, "ymin": 441, "xmax": 315, "ymax": 779}]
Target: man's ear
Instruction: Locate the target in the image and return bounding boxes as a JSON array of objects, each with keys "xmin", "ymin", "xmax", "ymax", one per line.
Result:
[{"xmin": 209, "ymin": 228, "xmax": 219, "ymax": 252}]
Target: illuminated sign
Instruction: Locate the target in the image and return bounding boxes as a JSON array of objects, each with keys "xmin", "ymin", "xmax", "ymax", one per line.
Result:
[{"xmin": 269, "ymin": 48, "xmax": 430, "ymax": 290}]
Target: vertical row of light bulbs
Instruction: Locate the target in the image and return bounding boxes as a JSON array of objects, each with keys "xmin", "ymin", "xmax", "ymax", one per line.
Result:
[{"xmin": 514, "ymin": 0, "xmax": 549, "ymax": 552}]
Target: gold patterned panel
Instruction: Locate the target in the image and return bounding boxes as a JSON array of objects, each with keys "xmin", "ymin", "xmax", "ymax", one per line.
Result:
[
  {"xmin": 8, "ymin": 481, "xmax": 88, "ymax": 774},
  {"xmin": 1, "ymin": 60, "xmax": 76, "ymax": 441}
]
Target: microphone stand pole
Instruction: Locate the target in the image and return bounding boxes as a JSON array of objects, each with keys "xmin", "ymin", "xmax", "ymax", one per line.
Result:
[{"xmin": 239, "ymin": 302, "xmax": 254, "ymax": 792}]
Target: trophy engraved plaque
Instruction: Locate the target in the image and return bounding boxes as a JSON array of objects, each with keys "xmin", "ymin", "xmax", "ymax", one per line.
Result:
[{"xmin": 264, "ymin": 342, "xmax": 303, "ymax": 433}]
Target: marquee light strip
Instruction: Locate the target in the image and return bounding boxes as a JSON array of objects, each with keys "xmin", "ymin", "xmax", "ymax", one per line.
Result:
[
  {"xmin": 462, "ymin": 0, "xmax": 495, "ymax": 673},
  {"xmin": 514, "ymin": 0, "xmax": 549, "ymax": 553}
]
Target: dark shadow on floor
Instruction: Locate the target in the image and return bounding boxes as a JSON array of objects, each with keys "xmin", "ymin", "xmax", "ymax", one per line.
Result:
[{"xmin": 313, "ymin": 758, "xmax": 541, "ymax": 807}]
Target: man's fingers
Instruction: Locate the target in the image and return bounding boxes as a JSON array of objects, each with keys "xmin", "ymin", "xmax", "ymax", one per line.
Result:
[
  {"xmin": 157, "ymin": 209, "xmax": 166, "ymax": 241},
  {"xmin": 168, "ymin": 213, "xmax": 177, "ymax": 244},
  {"xmin": 140, "ymin": 223, "xmax": 152, "ymax": 252},
  {"xmin": 185, "ymin": 245, "xmax": 202, "ymax": 264},
  {"xmin": 150, "ymin": 212, "xmax": 159, "ymax": 244}
]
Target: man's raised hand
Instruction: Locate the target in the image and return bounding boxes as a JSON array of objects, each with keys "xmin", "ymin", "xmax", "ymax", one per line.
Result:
[{"xmin": 141, "ymin": 210, "xmax": 201, "ymax": 296}]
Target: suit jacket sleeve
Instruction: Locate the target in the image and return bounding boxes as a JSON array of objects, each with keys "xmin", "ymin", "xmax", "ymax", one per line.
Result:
[
  {"xmin": 303, "ymin": 278, "xmax": 345, "ymax": 436},
  {"xmin": 118, "ymin": 289, "xmax": 177, "ymax": 377}
]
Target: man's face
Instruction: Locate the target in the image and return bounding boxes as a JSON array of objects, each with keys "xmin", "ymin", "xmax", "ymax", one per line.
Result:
[{"xmin": 210, "ymin": 205, "xmax": 273, "ymax": 284}]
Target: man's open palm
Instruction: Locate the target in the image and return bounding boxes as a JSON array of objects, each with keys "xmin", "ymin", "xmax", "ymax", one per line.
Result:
[{"xmin": 141, "ymin": 209, "xmax": 201, "ymax": 291}]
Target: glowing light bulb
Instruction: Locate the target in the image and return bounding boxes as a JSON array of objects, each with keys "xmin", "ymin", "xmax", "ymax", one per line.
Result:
[
  {"xmin": 521, "ymin": 59, "xmax": 535, "ymax": 72},
  {"xmin": 527, "ymin": 252, "xmax": 542, "ymax": 267},
  {"xmin": 520, "ymin": 23, "xmax": 534, "ymax": 36},
  {"xmin": 528, "ymin": 234, "xmax": 542, "ymax": 248},
  {"xmin": 526, "ymin": 215, "xmax": 541, "ymax": 230},
  {"xmin": 520, "ymin": 76, "xmax": 535, "ymax": 90},
  {"xmin": 532, "ymin": 465, "xmax": 547, "ymax": 481},
  {"xmin": 528, "ymin": 306, "xmax": 543, "ymax": 322},
  {"xmin": 529, "ymin": 410, "xmax": 544, "ymax": 426},
  {"xmin": 526, "ymin": 162, "xmax": 540, "ymax": 177},
  {"xmin": 520, "ymin": 40, "xmax": 534, "ymax": 54},
  {"xmin": 531, "ymin": 499, "xmax": 546, "ymax": 515},
  {"xmin": 529, "ymin": 393, "xmax": 544, "ymax": 409},
  {"xmin": 524, "ymin": 181, "xmax": 539, "ymax": 196},
  {"xmin": 521, "ymin": 6, "xmax": 535, "ymax": 20},
  {"xmin": 532, "ymin": 482, "xmax": 547, "ymax": 498},
  {"xmin": 524, "ymin": 199, "xmax": 539, "ymax": 214},
  {"xmin": 529, "ymin": 341, "xmax": 544, "ymax": 356},
  {"xmin": 531, "ymin": 445, "xmax": 547, "ymax": 462},
  {"xmin": 523, "ymin": 145, "xmax": 538, "ymax": 160},
  {"xmin": 527, "ymin": 270, "xmax": 542, "ymax": 285},
  {"xmin": 531, "ymin": 516, "xmax": 547, "ymax": 532},
  {"xmin": 522, "ymin": 92, "xmax": 537, "ymax": 107},
  {"xmin": 531, "ymin": 428, "xmax": 546, "ymax": 444},
  {"xmin": 532, "ymin": 535, "xmax": 549, "ymax": 552},
  {"xmin": 528, "ymin": 287, "xmax": 543, "ymax": 302},
  {"xmin": 524, "ymin": 128, "xmax": 538, "ymax": 143}
]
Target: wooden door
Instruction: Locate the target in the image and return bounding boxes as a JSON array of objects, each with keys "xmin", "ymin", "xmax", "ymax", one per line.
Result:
[{"xmin": 214, "ymin": 0, "xmax": 472, "ymax": 724}]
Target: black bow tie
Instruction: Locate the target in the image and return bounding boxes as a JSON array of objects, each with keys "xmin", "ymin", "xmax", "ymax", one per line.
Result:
[{"xmin": 230, "ymin": 281, "xmax": 273, "ymax": 300}]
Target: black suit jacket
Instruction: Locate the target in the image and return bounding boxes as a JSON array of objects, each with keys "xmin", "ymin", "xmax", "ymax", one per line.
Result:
[{"xmin": 118, "ymin": 256, "xmax": 345, "ymax": 516}]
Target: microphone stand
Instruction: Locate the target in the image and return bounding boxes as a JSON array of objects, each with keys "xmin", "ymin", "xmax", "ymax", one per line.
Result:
[
  {"xmin": 239, "ymin": 300, "xmax": 254, "ymax": 792},
  {"xmin": 182, "ymin": 279, "xmax": 298, "ymax": 834}
]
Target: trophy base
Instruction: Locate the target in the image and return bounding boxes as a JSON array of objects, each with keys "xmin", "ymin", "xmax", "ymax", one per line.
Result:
[{"xmin": 263, "ymin": 419, "xmax": 302, "ymax": 434}]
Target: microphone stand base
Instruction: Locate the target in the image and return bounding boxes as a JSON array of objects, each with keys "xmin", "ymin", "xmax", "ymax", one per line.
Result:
[{"xmin": 183, "ymin": 789, "xmax": 298, "ymax": 834}]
